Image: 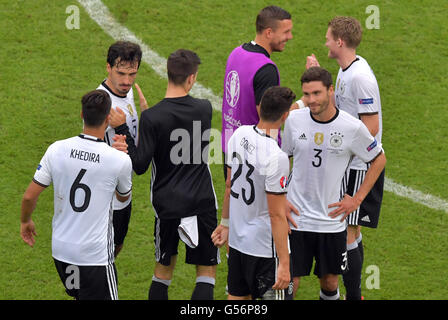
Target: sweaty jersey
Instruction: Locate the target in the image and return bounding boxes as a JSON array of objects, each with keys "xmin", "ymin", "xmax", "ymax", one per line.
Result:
[
  {"xmin": 33, "ymin": 134, "xmax": 132, "ymax": 265},
  {"xmin": 335, "ymin": 56, "xmax": 382, "ymax": 170},
  {"xmin": 227, "ymin": 125, "xmax": 290, "ymax": 258},
  {"xmin": 282, "ymin": 108, "xmax": 383, "ymax": 233},
  {"xmin": 97, "ymin": 80, "xmax": 138, "ymax": 210}
]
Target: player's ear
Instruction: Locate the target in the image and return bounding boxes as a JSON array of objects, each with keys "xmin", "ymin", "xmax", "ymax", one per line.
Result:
[
  {"xmin": 106, "ymin": 63, "xmax": 112, "ymax": 74},
  {"xmin": 80, "ymin": 111, "xmax": 83, "ymax": 119}
]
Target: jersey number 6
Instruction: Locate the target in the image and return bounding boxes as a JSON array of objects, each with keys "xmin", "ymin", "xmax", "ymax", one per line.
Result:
[{"xmin": 69, "ymin": 169, "xmax": 92, "ymax": 212}]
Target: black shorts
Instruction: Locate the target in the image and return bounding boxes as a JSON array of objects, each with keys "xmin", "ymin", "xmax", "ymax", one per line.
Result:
[
  {"xmin": 113, "ymin": 202, "xmax": 132, "ymax": 246},
  {"xmin": 154, "ymin": 211, "xmax": 219, "ymax": 266},
  {"xmin": 227, "ymin": 247, "xmax": 293, "ymax": 300},
  {"xmin": 53, "ymin": 258, "xmax": 118, "ymax": 300},
  {"xmin": 289, "ymin": 230, "xmax": 348, "ymax": 279},
  {"xmin": 343, "ymin": 168, "xmax": 385, "ymax": 228}
]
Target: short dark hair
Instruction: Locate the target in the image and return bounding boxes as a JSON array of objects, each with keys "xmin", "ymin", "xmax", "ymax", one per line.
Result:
[
  {"xmin": 259, "ymin": 86, "xmax": 296, "ymax": 122},
  {"xmin": 107, "ymin": 41, "xmax": 142, "ymax": 69},
  {"xmin": 167, "ymin": 49, "xmax": 201, "ymax": 85},
  {"xmin": 256, "ymin": 6, "xmax": 291, "ymax": 33},
  {"xmin": 81, "ymin": 90, "xmax": 111, "ymax": 127},
  {"xmin": 301, "ymin": 67, "xmax": 333, "ymax": 89}
]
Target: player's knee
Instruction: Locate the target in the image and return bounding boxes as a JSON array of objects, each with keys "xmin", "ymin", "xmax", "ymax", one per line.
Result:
[{"xmin": 320, "ymin": 274, "xmax": 338, "ymax": 292}]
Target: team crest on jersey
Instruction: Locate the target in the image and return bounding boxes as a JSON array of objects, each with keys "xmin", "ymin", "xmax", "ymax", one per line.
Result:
[
  {"xmin": 126, "ymin": 104, "xmax": 134, "ymax": 116},
  {"xmin": 314, "ymin": 132, "xmax": 324, "ymax": 145},
  {"xmin": 337, "ymin": 79, "xmax": 345, "ymax": 94},
  {"xmin": 225, "ymin": 70, "xmax": 240, "ymax": 108},
  {"xmin": 280, "ymin": 176, "xmax": 288, "ymax": 189},
  {"xmin": 330, "ymin": 132, "xmax": 343, "ymax": 147}
]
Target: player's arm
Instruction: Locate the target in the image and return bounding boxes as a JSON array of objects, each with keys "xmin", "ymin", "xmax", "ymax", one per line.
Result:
[
  {"xmin": 359, "ymin": 113, "xmax": 379, "ymax": 137},
  {"xmin": 329, "ymin": 151, "xmax": 386, "ymax": 221},
  {"xmin": 354, "ymin": 73, "xmax": 380, "ymax": 137},
  {"xmin": 20, "ymin": 180, "xmax": 47, "ymax": 247},
  {"xmin": 211, "ymin": 166, "xmax": 231, "ymax": 248},
  {"xmin": 254, "ymin": 63, "xmax": 279, "ymax": 107},
  {"xmin": 266, "ymin": 192, "xmax": 291, "ymax": 290},
  {"xmin": 281, "ymin": 116, "xmax": 299, "ymax": 229},
  {"xmin": 328, "ymin": 123, "xmax": 386, "ymax": 221},
  {"xmin": 134, "ymin": 83, "xmax": 148, "ymax": 112},
  {"xmin": 111, "ymin": 108, "xmax": 155, "ymax": 175},
  {"xmin": 115, "ymin": 157, "xmax": 133, "ymax": 203}
]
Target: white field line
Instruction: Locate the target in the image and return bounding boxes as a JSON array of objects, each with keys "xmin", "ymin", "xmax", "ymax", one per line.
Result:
[
  {"xmin": 77, "ymin": 0, "xmax": 222, "ymax": 111},
  {"xmin": 77, "ymin": 0, "xmax": 448, "ymax": 213}
]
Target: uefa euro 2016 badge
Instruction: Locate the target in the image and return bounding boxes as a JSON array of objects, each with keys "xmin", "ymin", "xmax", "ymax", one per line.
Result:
[
  {"xmin": 330, "ymin": 132, "xmax": 343, "ymax": 147},
  {"xmin": 226, "ymin": 70, "xmax": 240, "ymax": 108}
]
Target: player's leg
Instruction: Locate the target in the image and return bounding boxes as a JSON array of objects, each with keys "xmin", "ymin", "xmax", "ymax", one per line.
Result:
[
  {"xmin": 113, "ymin": 201, "xmax": 132, "ymax": 257},
  {"xmin": 148, "ymin": 217, "xmax": 180, "ymax": 300},
  {"xmin": 227, "ymin": 247, "xmax": 251, "ymax": 300},
  {"xmin": 344, "ymin": 224, "xmax": 363, "ymax": 300},
  {"xmin": 319, "ymin": 274, "xmax": 340, "ymax": 300},
  {"xmin": 192, "ymin": 265, "xmax": 217, "ymax": 300},
  {"xmin": 77, "ymin": 263, "xmax": 119, "ymax": 300},
  {"xmin": 289, "ymin": 230, "xmax": 314, "ymax": 299},
  {"xmin": 53, "ymin": 258, "xmax": 79, "ymax": 299},
  {"xmin": 314, "ymin": 230, "xmax": 347, "ymax": 300},
  {"xmin": 344, "ymin": 168, "xmax": 384, "ymax": 300},
  {"xmin": 342, "ymin": 169, "xmax": 365, "ymax": 300},
  {"xmin": 186, "ymin": 211, "xmax": 219, "ymax": 300}
]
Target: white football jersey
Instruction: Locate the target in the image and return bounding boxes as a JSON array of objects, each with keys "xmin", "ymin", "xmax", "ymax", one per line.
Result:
[
  {"xmin": 335, "ymin": 55, "xmax": 382, "ymax": 170},
  {"xmin": 97, "ymin": 81, "xmax": 138, "ymax": 210},
  {"xmin": 33, "ymin": 134, "xmax": 132, "ymax": 265},
  {"xmin": 282, "ymin": 108, "xmax": 383, "ymax": 233},
  {"xmin": 227, "ymin": 125, "xmax": 290, "ymax": 258}
]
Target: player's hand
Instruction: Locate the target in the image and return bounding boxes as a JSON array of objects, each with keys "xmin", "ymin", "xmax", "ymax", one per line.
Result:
[
  {"xmin": 109, "ymin": 107, "xmax": 127, "ymax": 128},
  {"xmin": 211, "ymin": 224, "xmax": 228, "ymax": 248},
  {"xmin": 290, "ymin": 102, "xmax": 299, "ymax": 111},
  {"xmin": 112, "ymin": 134, "xmax": 128, "ymax": 153},
  {"xmin": 285, "ymin": 199, "xmax": 299, "ymax": 233},
  {"xmin": 21, "ymin": 220, "xmax": 37, "ymax": 247},
  {"xmin": 272, "ymin": 262, "xmax": 290, "ymax": 290},
  {"xmin": 135, "ymin": 83, "xmax": 148, "ymax": 112},
  {"xmin": 306, "ymin": 53, "xmax": 320, "ymax": 69},
  {"xmin": 328, "ymin": 194, "xmax": 362, "ymax": 222}
]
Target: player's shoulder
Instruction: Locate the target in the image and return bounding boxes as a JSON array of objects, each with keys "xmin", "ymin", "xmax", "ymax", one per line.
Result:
[
  {"xmin": 337, "ymin": 109, "xmax": 364, "ymax": 128},
  {"xmin": 352, "ymin": 56, "xmax": 377, "ymax": 80},
  {"xmin": 287, "ymin": 108, "xmax": 309, "ymax": 121}
]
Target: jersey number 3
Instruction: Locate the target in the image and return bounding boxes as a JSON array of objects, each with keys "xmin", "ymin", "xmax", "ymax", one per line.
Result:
[{"xmin": 70, "ymin": 169, "xmax": 91, "ymax": 212}]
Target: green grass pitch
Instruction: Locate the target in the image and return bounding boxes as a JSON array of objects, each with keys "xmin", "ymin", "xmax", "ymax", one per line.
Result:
[{"xmin": 0, "ymin": 0, "xmax": 446, "ymax": 300}]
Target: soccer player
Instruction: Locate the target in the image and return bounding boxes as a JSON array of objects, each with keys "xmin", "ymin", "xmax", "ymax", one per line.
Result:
[
  {"xmin": 212, "ymin": 86, "xmax": 295, "ymax": 300},
  {"xmin": 283, "ymin": 67, "xmax": 386, "ymax": 300},
  {"xmin": 97, "ymin": 41, "xmax": 147, "ymax": 258},
  {"xmin": 20, "ymin": 90, "xmax": 132, "ymax": 300},
  {"xmin": 306, "ymin": 16, "xmax": 384, "ymax": 300},
  {"xmin": 212, "ymin": 86, "xmax": 296, "ymax": 300},
  {"xmin": 221, "ymin": 5, "xmax": 293, "ymax": 180},
  {"xmin": 110, "ymin": 49, "xmax": 219, "ymax": 300}
]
